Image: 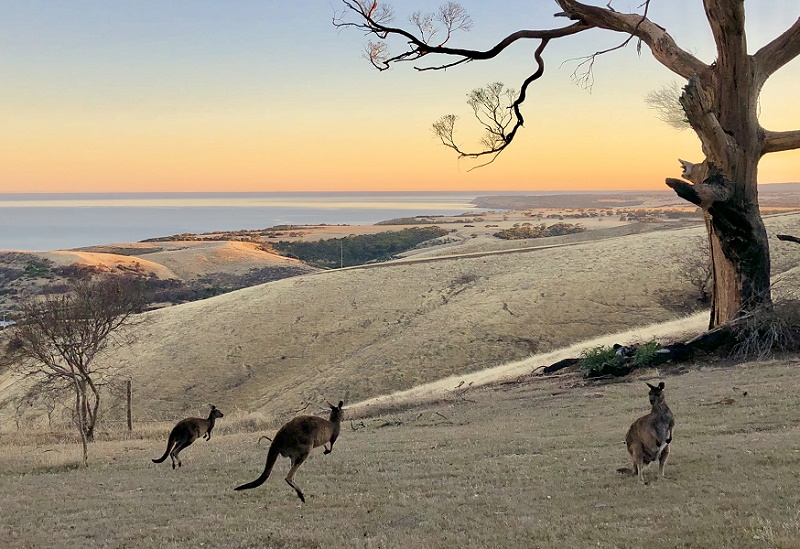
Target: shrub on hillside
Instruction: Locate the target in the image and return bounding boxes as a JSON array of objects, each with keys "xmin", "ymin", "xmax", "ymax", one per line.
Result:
[
  {"xmin": 493, "ymin": 222, "xmax": 585, "ymax": 240},
  {"xmin": 731, "ymin": 299, "xmax": 800, "ymax": 360},
  {"xmin": 632, "ymin": 340, "xmax": 663, "ymax": 369},
  {"xmin": 0, "ymin": 266, "xmax": 24, "ymax": 285},
  {"xmin": 578, "ymin": 345, "xmax": 621, "ymax": 377},
  {"xmin": 579, "ymin": 340, "xmax": 664, "ymax": 378},
  {"xmin": 23, "ymin": 259, "xmax": 54, "ymax": 279}
]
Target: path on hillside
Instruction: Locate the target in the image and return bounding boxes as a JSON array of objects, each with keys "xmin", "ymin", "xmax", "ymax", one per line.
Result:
[{"xmin": 349, "ymin": 312, "xmax": 710, "ymax": 416}]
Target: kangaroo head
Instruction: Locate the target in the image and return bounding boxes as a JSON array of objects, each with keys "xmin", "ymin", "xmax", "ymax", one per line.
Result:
[
  {"xmin": 646, "ymin": 382, "xmax": 666, "ymax": 406},
  {"xmin": 209, "ymin": 405, "xmax": 224, "ymax": 419},
  {"xmin": 327, "ymin": 400, "xmax": 345, "ymax": 423}
]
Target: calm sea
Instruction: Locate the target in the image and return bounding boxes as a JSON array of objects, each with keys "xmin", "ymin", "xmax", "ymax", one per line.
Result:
[{"xmin": 0, "ymin": 192, "xmax": 493, "ymax": 251}]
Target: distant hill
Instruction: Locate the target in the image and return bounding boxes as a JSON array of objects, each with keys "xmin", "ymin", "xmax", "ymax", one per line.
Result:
[
  {"xmin": 759, "ymin": 182, "xmax": 800, "ymax": 192},
  {"xmin": 474, "ymin": 184, "xmax": 800, "ymax": 210}
]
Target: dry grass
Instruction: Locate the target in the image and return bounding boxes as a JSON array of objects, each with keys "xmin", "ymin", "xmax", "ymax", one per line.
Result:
[
  {"xmin": 1, "ymin": 359, "xmax": 800, "ymax": 548},
  {"xmin": 2, "ymin": 212, "xmax": 800, "ymax": 547},
  {"xmin": 2, "ymin": 212, "xmax": 800, "ymax": 430}
]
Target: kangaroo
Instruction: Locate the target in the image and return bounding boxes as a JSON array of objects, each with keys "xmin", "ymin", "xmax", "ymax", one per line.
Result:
[
  {"xmin": 618, "ymin": 382, "xmax": 674, "ymax": 483},
  {"xmin": 235, "ymin": 401, "xmax": 344, "ymax": 503},
  {"xmin": 152, "ymin": 405, "xmax": 224, "ymax": 469}
]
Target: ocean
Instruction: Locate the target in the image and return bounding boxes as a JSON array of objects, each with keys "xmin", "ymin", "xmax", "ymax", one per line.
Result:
[{"xmin": 0, "ymin": 192, "xmax": 493, "ymax": 251}]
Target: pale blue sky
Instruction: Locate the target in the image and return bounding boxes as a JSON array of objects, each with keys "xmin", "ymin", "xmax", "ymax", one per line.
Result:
[{"xmin": 1, "ymin": 1, "xmax": 798, "ymax": 192}]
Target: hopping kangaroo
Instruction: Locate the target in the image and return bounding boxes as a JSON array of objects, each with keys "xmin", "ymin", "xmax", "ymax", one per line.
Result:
[
  {"xmin": 152, "ymin": 405, "xmax": 224, "ymax": 469},
  {"xmin": 619, "ymin": 382, "xmax": 674, "ymax": 483},
  {"xmin": 235, "ymin": 401, "xmax": 344, "ymax": 503}
]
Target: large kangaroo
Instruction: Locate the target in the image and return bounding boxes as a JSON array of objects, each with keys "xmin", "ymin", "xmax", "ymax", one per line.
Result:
[
  {"xmin": 619, "ymin": 382, "xmax": 675, "ymax": 483},
  {"xmin": 152, "ymin": 405, "xmax": 224, "ymax": 469},
  {"xmin": 235, "ymin": 401, "xmax": 344, "ymax": 503}
]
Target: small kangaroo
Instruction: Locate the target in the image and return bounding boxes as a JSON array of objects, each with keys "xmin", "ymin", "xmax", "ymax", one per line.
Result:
[
  {"xmin": 152, "ymin": 405, "xmax": 224, "ymax": 469},
  {"xmin": 235, "ymin": 400, "xmax": 344, "ymax": 503},
  {"xmin": 619, "ymin": 382, "xmax": 675, "ymax": 483}
]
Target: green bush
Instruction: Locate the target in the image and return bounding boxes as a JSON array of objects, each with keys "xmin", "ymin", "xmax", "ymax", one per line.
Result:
[
  {"xmin": 23, "ymin": 259, "xmax": 54, "ymax": 279},
  {"xmin": 632, "ymin": 340, "xmax": 663, "ymax": 368},
  {"xmin": 578, "ymin": 345, "xmax": 620, "ymax": 376},
  {"xmin": 579, "ymin": 341, "xmax": 664, "ymax": 378}
]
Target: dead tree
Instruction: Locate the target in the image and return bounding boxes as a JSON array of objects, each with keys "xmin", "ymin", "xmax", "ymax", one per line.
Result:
[{"xmin": 335, "ymin": 0, "xmax": 800, "ymax": 329}]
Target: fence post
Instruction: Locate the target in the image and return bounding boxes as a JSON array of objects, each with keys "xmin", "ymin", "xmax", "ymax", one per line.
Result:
[{"xmin": 126, "ymin": 380, "xmax": 132, "ymax": 431}]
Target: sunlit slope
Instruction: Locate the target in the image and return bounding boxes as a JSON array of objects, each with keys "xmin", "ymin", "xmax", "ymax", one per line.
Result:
[
  {"xmin": 137, "ymin": 241, "xmax": 312, "ymax": 279},
  {"xmin": 82, "ymin": 214, "xmax": 800, "ymax": 421},
  {"xmin": 2, "ymin": 214, "xmax": 798, "ymax": 426}
]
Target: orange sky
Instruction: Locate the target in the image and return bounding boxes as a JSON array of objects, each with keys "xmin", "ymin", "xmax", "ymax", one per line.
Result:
[{"xmin": 1, "ymin": 1, "xmax": 798, "ymax": 193}]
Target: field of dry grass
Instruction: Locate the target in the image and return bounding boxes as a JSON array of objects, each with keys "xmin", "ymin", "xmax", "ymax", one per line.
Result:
[
  {"xmin": 2, "ymin": 213, "xmax": 800, "ymax": 428},
  {"xmin": 1, "ymin": 359, "xmax": 799, "ymax": 548},
  {"xmin": 2, "ymin": 206, "xmax": 800, "ymax": 547}
]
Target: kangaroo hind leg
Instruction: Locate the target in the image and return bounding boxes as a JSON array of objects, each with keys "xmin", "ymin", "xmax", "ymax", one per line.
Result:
[
  {"xmin": 285, "ymin": 454, "xmax": 308, "ymax": 503},
  {"xmin": 171, "ymin": 439, "xmax": 188, "ymax": 469}
]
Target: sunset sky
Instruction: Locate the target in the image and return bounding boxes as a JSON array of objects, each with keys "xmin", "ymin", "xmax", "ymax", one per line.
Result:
[{"xmin": 1, "ymin": 0, "xmax": 798, "ymax": 193}]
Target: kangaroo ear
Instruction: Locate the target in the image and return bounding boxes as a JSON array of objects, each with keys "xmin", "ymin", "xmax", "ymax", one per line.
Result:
[
  {"xmin": 326, "ymin": 400, "xmax": 335, "ymax": 409},
  {"xmin": 338, "ymin": 401, "xmax": 344, "ymax": 409},
  {"xmin": 658, "ymin": 382, "xmax": 665, "ymax": 390},
  {"xmin": 646, "ymin": 382, "xmax": 657, "ymax": 390},
  {"xmin": 210, "ymin": 405, "xmax": 216, "ymax": 410}
]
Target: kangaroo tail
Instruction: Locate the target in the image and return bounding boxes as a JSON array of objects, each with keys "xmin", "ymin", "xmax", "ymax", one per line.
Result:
[
  {"xmin": 616, "ymin": 467, "xmax": 634, "ymax": 475},
  {"xmin": 235, "ymin": 443, "xmax": 279, "ymax": 491},
  {"xmin": 152, "ymin": 435, "xmax": 174, "ymax": 464}
]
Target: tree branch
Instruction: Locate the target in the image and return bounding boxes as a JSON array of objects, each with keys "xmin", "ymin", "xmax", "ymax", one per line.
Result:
[
  {"xmin": 753, "ymin": 17, "xmax": 800, "ymax": 87},
  {"xmin": 554, "ymin": 0, "xmax": 708, "ymax": 79},
  {"xmin": 334, "ymin": 1, "xmax": 590, "ymax": 71},
  {"xmin": 666, "ymin": 177, "xmax": 732, "ymax": 209},
  {"xmin": 777, "ymin": 234, "xmax": 800, "ymax": 246},
  {"xmin": 432, "ymin": 39, "xmax": 550, "ymax": 165},
  {"xmin": 762, "ymin": 129, "xmax": 800, "ymax": 155},
  {"xmin": 703, "ymin": 0, "xmax": 746, "ymax": 70},
  {"xmin": 680, "ymin": 75, "xmax": 735, "ymax": 162}
]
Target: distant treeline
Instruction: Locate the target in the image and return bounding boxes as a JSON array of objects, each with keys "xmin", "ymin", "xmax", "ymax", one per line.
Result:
[
  {"xmin": 270, "ymin": 226, "xmax": 450, "ymax": 268},
  {"xmin": 493, "ymin": 222, "xmax": 586, "ymax": 240}
]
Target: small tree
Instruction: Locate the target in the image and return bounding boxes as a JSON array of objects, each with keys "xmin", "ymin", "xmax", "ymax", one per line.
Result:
[{"xmin": 3, "ymin": 275, "xmax": 145, "ymax": 465}]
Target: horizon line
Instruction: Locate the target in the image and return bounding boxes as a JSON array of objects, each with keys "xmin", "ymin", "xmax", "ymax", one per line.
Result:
[{"xmin": 1, "ymin": 182, "xmax": 797, "ymax": 197}]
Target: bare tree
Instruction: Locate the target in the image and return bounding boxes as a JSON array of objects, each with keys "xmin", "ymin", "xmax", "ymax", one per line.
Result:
[
  {"xmin": 678, "ymin": 235, "xmax": 713, "ymax": 304},
  {"xmin": 335, "ymin": 1, "xmax": 800, "ymax": 330},
  {"xmin": 3, "ymin": 275, "xmax": 145, "ymax": 465}
]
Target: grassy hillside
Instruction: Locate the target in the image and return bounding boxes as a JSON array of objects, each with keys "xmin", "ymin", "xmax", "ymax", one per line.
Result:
[
  {"xmin": 1, "ymin": 360, "xmax": 798, "ymax": 548},
  {"xmin": 3, "ymin": 214, "xmax": 799, "ymax": 429}
]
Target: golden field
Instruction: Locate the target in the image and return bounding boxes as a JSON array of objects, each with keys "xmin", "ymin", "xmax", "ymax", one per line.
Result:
[{"xmin": 0, "ymin": 208, "xmax": 800, "ymax": 548}]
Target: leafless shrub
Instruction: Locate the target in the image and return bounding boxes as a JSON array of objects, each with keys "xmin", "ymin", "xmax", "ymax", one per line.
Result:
[
  {"xmin": 730, "ymin": 298, "xmax": 800, "ymax": 361},
  {"xmin": 677, "ymin": 235, "xmax": 712, "ymax": 303},
  {"xmin": 645, "ymin": 81, "xmax": 690, "ymax": 130}
]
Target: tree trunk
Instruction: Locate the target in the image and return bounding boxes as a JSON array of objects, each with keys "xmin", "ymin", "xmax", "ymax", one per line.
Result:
[
  {"xmin": 706, "ymin": 197, "xmax": 771, "ymax": 328},
  {"xmin": 75, "ymin": 378, "xmax": 97, "ymax": 443},
  {"xmin": 72, "ymin": 377, "xmax": 89, "ymax": 467},
  {"xmin": 85, "ymin": 376, "xmax": 101, "ymax": 442},
  {"xmin": 668, "ymin": 165, "xmax": 771, "ymax": 330},
  {"xmin": 666, "ymin": 9, "xmax": 772, "ymax": 329}
]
